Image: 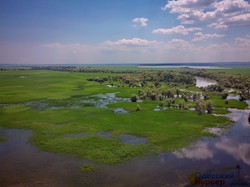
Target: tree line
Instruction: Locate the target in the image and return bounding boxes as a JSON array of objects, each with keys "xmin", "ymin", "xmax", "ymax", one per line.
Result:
[
  {"xmin": 131, "ymin": 87, "xmax": 214, "ymax": 115},
  {"xmin": 88, "ymin": 71, "xmax": 196, "ymax": 87},
  {"xmin": 182, "ymin": 69, "xmax": 250, "ymax": 93}
]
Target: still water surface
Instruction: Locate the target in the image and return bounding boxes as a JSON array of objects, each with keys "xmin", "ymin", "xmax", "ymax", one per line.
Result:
[{"xmin": 195, "ymin": 76, "xmax": 218, "ymax": 88}]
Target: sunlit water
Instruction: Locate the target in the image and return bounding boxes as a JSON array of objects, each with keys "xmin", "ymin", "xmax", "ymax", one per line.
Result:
[{"xmin": 195, "ymin": 76, "xmax": 218, "ymax": 88}]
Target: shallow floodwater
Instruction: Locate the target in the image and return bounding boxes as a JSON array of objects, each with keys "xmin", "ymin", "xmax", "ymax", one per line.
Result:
[
  {"xmin": 0, "ymin": 93, "xmax": 131, "ymax": 114},
  {"xmin": 24, "ymin": 92, "xmax": 131, "ymax": 111},
  {"xmin": 0, "ymin": 102, "xmax": 250, "ymax": 186},
  {"xmin": 195, "ymin": 76, "xmax": 217, "ymax": 87},
  {"xmin": 64, "ymin": 132, "xmax": 146, "ymax": 145}
]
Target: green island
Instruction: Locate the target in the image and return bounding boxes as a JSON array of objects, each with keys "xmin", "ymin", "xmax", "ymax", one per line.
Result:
[
  {"xmin": 80, "ymin": 164, "xmax": 95, "ymax": 173},
  {"xmin": 0, "ymin": 66, "xmax": 249, "ymax": 166}
]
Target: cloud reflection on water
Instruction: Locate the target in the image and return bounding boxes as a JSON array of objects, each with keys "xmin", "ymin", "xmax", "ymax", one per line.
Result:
[
  {"xmin": 215, "ymin": 137, "xmax": 250, "ymax": 166},
  {"xmin": 173, "ymin": 141, "xmax": 214, "ymax": 160}
]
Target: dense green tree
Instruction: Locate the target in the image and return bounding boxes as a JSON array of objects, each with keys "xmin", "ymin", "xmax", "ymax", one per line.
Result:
[
  {"xmin": 206, "ymin": 101, "xmax": 214, "ymax": 114},
  {"xmin": 166, "ymin": 99, "xmax": 171, "ymax": 108},
  {"xmin": 159, "ymin": 101, "xmax": 164, "ymax": 107},
  {"xmin": 221, "ymin": 93, "xmax": 228, "ymax": 99},
  {"xmin": 130, "ymin": 94, "xmax": 138, "ymax": 102},
  {"xmin": 195, "ymin": 100, "xmax": 206, "ymax": 115},
  {"xmin": 176, "ymin": 89, "xmax": 180, "ymax": 98},
  {"xmin": 203, "ymin": 94, "xmax": 209, "ymax": 100},
  {"xmin": 178, "ymin": 101, "xmax": 185, "ymax": 109}
]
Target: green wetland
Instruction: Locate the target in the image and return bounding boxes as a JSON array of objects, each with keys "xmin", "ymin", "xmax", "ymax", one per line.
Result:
[{"xmin": 0, "ymin": 66, "xmax": 250, "ymax": 186}]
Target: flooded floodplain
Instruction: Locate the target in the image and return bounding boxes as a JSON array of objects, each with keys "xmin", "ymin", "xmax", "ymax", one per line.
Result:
[
  {"xmin": 0, "ymin": 70, "xmax": 249, "ymax": 186},
  {"xmin": 0, "ymin": 101, "xmax": 249, "ymax": 186}
]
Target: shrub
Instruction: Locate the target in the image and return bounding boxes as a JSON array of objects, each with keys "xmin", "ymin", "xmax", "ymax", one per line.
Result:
[
  {"xmin": 130, "ymin": 94, "xmax": 138, "ymax": 102},
  {"xmin": 136, "ymin": 104, "xmax": 141, "ymax": 111},
  {"xmin": 80, "ymin": 164, "xmax": 95, "ymax": 172}
]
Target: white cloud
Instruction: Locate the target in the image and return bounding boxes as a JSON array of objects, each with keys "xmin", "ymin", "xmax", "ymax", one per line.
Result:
[
  {"xmin": 102, "ymin": 38, "xmax": 161, "ymax": 48},
  {"xmin": 207, "ymin": 22, "xmax": 228, "ymax": 29},
  {"xmin": 132, "ymin": 17, "xmax": 148, "ymax": 27},
  {"xmin": 214, "ymin": 0, "xmax": 250, "ymax": 15},
  {"xmin": 222, "ymin": 13, "xmax": 250, "ymax": 27},
  {"xmin": 192, "ymin": 32, "xmax": 225, "ymax": 42},
  {"xmin": 162, "ymin": 0, "xmax": 216, "ymax": 12},
  {"xmin": 163, "ymin": 0, "xmax": 250, "ymax": 29},
  {"xmin": 167, "ymin": 38, "xmax": 193, "ymax": 49},
  {"xmin": 152, "ymin": 25, "xmax": 202, "ymax": 35},
  {"xmin": 235, "ymin": 37, "xmax": 250, "ymax": 48}
]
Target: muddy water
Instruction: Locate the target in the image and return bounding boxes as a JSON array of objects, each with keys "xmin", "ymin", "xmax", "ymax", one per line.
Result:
[
  {"xmin": 195, "ymin": 76, "xmax": 217, "ymax": 88},
  {"xmin": 0, "ymin": 102, "xmax": 250, "ymax": 186}
]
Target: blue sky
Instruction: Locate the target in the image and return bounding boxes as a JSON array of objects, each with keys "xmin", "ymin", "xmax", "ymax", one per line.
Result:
[{"xmin": 0, "ymin": 0, "xmax": 250, "ymax": 64}]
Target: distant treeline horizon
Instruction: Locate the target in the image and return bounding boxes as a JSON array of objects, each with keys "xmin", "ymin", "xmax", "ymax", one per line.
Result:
[{"xmin": 0, "ymin": 62, "xmax": 250, "ymax": 67}]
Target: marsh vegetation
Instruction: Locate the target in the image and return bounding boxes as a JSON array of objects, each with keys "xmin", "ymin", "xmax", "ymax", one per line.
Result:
[{"xmin": 0, "ymin": 67, "xmax": 249, "ymax": 167}]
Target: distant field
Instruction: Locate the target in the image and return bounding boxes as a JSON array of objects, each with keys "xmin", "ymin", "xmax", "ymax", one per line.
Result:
[{"xmin": 207, "ymin": 67, "xmax": 250, "ymax": 76}]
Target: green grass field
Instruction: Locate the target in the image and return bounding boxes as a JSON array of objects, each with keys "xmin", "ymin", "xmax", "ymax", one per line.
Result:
[
  {"xmin": 0, "ymin": 70, "xmax": 245, "ymax": 165},
  {"xmin": 207, "ymin": 67, "xmax": 250, "ymax": 76}
]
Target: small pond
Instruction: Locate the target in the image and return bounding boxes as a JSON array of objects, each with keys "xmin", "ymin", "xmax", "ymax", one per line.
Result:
[
  {"xmin": 113, "ymin": 108, "xmax": 128, "ymax": 114},
  {"xmin": 118, "ymin": 134, "xmax": 147, "ymax": 145},
  {"xmin": 227, "ymin": 94, "xmax": 240, "ymax": 100},
  {"xmin": 195, "ymin": 76, "xmax": 218, "ymax": 88}
]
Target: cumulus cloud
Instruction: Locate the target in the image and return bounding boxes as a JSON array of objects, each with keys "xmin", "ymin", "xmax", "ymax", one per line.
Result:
[
  {"xmin": 163, "ymin": 0, "xmax": 250, "ymax": 29},
  {"xmin": 192, "ymin": 32, "xmax": 225, "ymax": 42},
  {"xmin": 162, "ymin": 0, "xmax": 216, "ymax": 12},
  {"xmin": 222, "ymin": 13, "xmax": 250, "ymax": 27},
  {"xmin": 207, "ymin": 22, "xmax": 228, "ymax": 29},
  {"xmin": 132, "ymin": 17, "xmax": 148, "ymax": 27},
  {"xmin": 152, "ymin": 25, "xmax": 202, "ymax": 35},
  {"xmin": 102, "ymin": 38, "xmax": 161, "ymax": 48}
]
